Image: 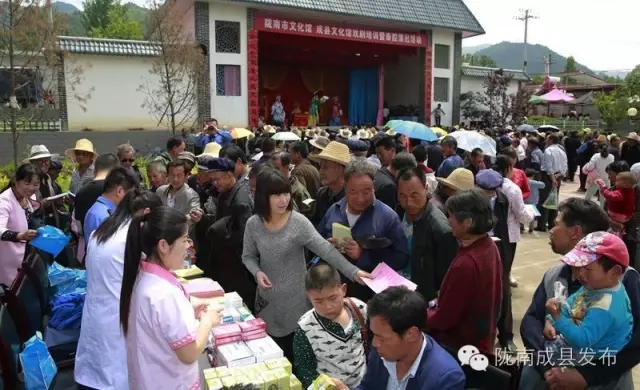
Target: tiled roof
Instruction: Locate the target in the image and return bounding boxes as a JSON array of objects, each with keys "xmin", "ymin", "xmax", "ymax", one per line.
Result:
[
  {"xmin": 58, "ymin": 36, "xmax": 161, "ymax": 56},
  {"xmin": 461, "ymin": 65, "xmax": 530, "ymax": 82},
  {"xmin": 237, "ymin": 0, "xmax": 484, "ymax": 35}
]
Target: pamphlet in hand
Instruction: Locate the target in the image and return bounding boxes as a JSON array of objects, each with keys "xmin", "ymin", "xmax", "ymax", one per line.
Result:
[
  {"xmin": 302, "ymin": 198, "xmax": 315, "ymax": 206},
  {"xmin": 362, "ymin": 262, "xmax": 417, "ymax": 293},
  {"xmin": 526, "ymin": 204, "xmax": 541, "ymax": 217},
  {"xmin": 332, "ymin": 223, "xmax": 352, "ymax": 252},
  {"xmin": 44, "ymin": 192, "xmax": 75, "ymax": 201}
]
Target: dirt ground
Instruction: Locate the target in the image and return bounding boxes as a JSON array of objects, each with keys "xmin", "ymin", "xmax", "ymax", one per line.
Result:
[{"xmin": 509, "ymin": 180, "xmax": 639, "ymax": 386}]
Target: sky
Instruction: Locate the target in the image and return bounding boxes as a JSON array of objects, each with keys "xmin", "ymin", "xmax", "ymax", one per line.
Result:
[
  {"xmin": 61, "ymin": 0, "xmax": 639, "ymax": 72},
  {"xmin": 462, "ymin": 0, "xmax": 640, "ymax": 72}
]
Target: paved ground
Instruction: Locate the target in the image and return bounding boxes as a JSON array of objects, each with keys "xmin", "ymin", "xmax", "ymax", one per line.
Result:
[{"xmin": 510, "ymin": 180, "xmax": 640, "ymax": 386}]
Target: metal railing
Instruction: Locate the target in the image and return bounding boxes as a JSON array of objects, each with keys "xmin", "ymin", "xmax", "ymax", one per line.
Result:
[
  {"xmin": 525, "ymin": 119, "xmax": 602, "ymax": 130},
  {"xmin": 0, "ymin": 120, "xmax": 61, "ymax": 132}
]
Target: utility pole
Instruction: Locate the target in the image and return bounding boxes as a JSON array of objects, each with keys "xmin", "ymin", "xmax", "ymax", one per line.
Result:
[
  {"xmin": 544, "ymin": 53, "xmax": 554, "ymax": 76},
  {"xmin": 514, "ymin": 9, "xmax": 538, "ymax": 73}
]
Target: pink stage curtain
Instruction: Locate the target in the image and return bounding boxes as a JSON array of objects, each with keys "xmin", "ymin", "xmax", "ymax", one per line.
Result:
[
  {"xmin": 223, "ymin": 66, "xmax": 241, "ymax": 96},
  {"xmin": 377, "ymin": 64, "xmax": 384, "ymax": 126}
]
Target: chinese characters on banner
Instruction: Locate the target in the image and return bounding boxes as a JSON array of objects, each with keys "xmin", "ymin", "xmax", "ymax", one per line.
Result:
[{"xmin": 254, "ymin": 16, "xmax": 427, "ymax": 47}]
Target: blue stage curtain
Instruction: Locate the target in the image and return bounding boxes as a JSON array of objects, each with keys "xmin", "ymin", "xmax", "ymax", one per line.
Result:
[{"xmin": 348, "ymin": 68, "xmax": 378, "ymax": 126}]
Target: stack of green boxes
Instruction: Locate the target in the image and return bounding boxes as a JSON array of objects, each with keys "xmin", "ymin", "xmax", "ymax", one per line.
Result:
[{"xmin": 203, "ymin": 358, "xmax": 303, "ymax": 389}]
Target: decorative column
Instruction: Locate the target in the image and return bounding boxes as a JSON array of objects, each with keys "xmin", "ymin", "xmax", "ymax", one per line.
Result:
[
  {"xmin": 194, "ymin": 2, "xmax": 211, "ymax": 124},
  {"xmin": 57, "ymin": 53, "xmax": 68, "ymax": 131},
  {"xmin": 424, "ymin": 30, "xmax": 433, "ymax": 126},
  {"xmin": 376, "ymin": 64, "xmax": 384, "ymax": 126},
  {"xmin": 247, "ymin": 9, "xmax": 259, "ymax": 128},
  {"xmin": 451, "ymin": 32, "xmax": 463, "ymax": 126}
]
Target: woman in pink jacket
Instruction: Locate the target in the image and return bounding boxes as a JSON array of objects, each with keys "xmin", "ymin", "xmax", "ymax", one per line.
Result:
[{"xmin": 0, "ymin": 164, "xmax": 40, "ymax": 286}]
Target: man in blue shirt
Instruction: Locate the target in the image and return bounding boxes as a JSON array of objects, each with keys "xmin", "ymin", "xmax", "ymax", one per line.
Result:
[
  {"xmin": 436, "ymin": 136, "xmax": 464, "ymax": 178},
  {"xmin": 195, "ymin": 121, "xmax": 233, "ymax": 149},
  {"xmin": 83, "ymin": 167, "xmax": 138, "ymax": 243},
  {"xmin": 357, "ymin": 287, "xmax": 465, "ymax": 390}
]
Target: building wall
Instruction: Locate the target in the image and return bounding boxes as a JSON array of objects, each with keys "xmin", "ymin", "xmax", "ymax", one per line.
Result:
[
  {"xmin": 384, "ymin": 52, "xmax": 420, "ymax": 107},
  {"xmin": 65, "ymin": 54, "xmax": 195, "ymax": 131},
  {"xmin": 430, "ymin": 28, "xmax": 455, "ymax": 127},
  {"xmin": 181, "ymin": 3, "xmax": 196, "ymax": 39},
  {"xmin": 209, "ymin": 2, "xmax": 248, "ymax": 127}
]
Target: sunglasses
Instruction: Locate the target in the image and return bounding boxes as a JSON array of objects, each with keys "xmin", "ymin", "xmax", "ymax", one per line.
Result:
[{"xmin": 121, "ymin": 159, "xmax": 135, "ymax": 163}]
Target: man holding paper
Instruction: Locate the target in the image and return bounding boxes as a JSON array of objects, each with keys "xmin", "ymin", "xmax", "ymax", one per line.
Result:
[{"xmin": 318, "ymin": 159, "xmax": 409, "ymax": 302}]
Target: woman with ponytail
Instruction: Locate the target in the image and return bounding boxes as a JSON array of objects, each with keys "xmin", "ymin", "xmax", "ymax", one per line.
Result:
[
  {"xmin": 75, "ymin": 189, "xmax": 163, "ymax": 390},
  {"xmin": 120, "ymin": 206, "xmax": 221, "ymax": 390},
  {"xmin": 583, "ymin": 141, "xmax": 614, "ymax": 206}
]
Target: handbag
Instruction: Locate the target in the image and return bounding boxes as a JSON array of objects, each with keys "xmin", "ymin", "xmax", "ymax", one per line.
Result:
[
  {"xmin": 19, "ymin": 333, "xmax": 57, "ymax": 390},
  {"xmin": 345, "ymin": 298, "xmax": 369, "ymax": 359}
]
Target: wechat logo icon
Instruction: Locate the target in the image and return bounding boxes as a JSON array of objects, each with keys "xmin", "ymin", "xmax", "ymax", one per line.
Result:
[{"xmin": 457, "ymin": 345, "xmax": 489, "ymax": 371}]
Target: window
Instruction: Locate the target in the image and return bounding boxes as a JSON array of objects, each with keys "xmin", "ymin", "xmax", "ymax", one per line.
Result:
[
  {"xmin": 434, "ymin": 77, "xmax": 449, "ymax": 102},
  {"xmin": 216, "ymin": 65, "xmax": 241, "ymax": 96},
  {"xmin": 434, "ymin": 44, "xmax": 450, "ymax": 69},
  {"xmin": 215, "ymin": 21, "xmax": 240, "ymax": 53}
]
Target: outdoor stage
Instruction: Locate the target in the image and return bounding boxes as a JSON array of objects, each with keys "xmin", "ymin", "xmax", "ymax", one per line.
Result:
[{"xmin": 253, "ymin": 16, "xmax": 429, "ymax": 128}]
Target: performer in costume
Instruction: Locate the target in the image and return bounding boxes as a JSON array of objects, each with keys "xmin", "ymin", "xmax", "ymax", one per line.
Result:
[
  {"xmin": 330, "ymin": 96, "xmax": 343, "ymax": 126},
  {"xmin": 308, "ymin": 91, "xmax": 326, "ymax": 127}
]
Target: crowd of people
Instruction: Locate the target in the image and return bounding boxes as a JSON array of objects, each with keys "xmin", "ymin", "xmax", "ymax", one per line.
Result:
[{"xmin": 0, "ymin": 120, "xmax": 640, "ymax": 390}]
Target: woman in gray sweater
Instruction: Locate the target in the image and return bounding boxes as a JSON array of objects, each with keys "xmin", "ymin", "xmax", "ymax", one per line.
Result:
[{"xmin": 242, "ymin": 168, "xmax": 368, "ymax": 361}]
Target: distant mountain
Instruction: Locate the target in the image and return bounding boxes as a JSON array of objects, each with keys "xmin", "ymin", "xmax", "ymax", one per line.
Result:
[
  {"xmin": 53, "ymin": 1, "xmax": 149, "ymax": 36},
  {"xmin": 474, "ymin": 42, "xmax": 595, "ymax": 76},
  {"xmin": 52, "ymin": 1, "xmax": 79, "ymax": 13},
  {"xmin": 462, "ymin": 44, "xmax": 491, "ymax": 55},
  {"xmin": 597, "ymin": 70, "xmax": 629, "ymax": 80}
]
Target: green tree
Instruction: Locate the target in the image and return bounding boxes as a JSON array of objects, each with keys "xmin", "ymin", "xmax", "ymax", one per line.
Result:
[
  {"xmin": 593, "ymin": 90, "xmax": 629, "ymax": 129},
  {"xmin": 563, "ymin": 56, "xmax": 578, "ymax": 84},
  {"xmin": 623, "ymin": 65, "xmax": 640, "ymax": 99},
  {"xmin": 81, "ymin": 0, "xmax": 115, "ymax": 32},
  {"xmin": 90, "ymin": 7, "xmax": 143, "ymax": 40},
  {"xmin": 531, "ymin": 75, "xmax": 545, "ymax": 84},
  {"xmin": 462, "ymin": 53, "xmax": 497, "ymax": 67}
]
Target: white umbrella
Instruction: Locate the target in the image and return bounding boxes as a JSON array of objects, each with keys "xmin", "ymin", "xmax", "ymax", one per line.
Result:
[
  {"xmin": 271, "ymin": 132, "xmax": 300, "ymax": 141},
  {"xmin": 538, "ymin": 125, "xmax": 560, "ymax": 131},
  {"xmin": 448, "ymin": 130, "xmax": 497, "ymax": 157},
  {"xmin": 251, "ymin": 152, "xmax": 263, "ymax": 161}
]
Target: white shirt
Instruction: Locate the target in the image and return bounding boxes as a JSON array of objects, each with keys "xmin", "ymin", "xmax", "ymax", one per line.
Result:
[
  {"xmin": 383, "ymin": 333, "xmax": 427, "ymax": 390},
  {"xmin": 585, "ymin": 153, "xmax": 615, "ymax": 186},
  {"xmin": 75, "ymin": 223, "xmax": 130, "ymax": 390},
  {"xmin": 498, "ymin": 178, "xmax": 534, "ymax": 243}
]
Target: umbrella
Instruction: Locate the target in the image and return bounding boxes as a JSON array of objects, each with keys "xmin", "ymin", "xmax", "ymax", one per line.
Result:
[
  {"xmin": 431, "ymin": 127, "xmax": 448, "ymax": 136},
  {"xmin": 384, "ymin": 120, "xmax": 438, "ymax": 142},
  {"xmin": 271, "ymin": 131, "xmax": 300, "ymax": 141},
  {"xmin": 448, "ymin": 130, "xmax": 497, "ymax": 157},
  {"xmin": 538, "ymin": 125, "xmax": 560, "ymax": 131},
  {"xmin": 231, "ymin": 128, "xmax": 252, "ymax": 139},
  {"xmin": 517, "ymin": 124, "xmax": 537, "ymax": 133},
  {"xmin": 528, "ymin": 95, "xmax": 547, "ymax": 104},
  {"xmin": 540, "ymin": 89, "xmax": 574, "ymax": 103}
]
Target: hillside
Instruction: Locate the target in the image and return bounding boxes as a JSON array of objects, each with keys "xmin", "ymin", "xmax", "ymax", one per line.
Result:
[
  {"xmin": 462, "ymin": 44, "xmax": 491, "ymax": 55},
  {"xmin": 53, "ymin": 1, "xmax": 149, "ymax": 36},
  {"xmin": 473, "ymin": 41, "xmax": 594, "ymax": 76}
]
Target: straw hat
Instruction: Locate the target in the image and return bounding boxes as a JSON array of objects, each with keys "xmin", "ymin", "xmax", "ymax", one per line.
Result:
[
  {"xmin": 309, "ymin": 141, "xmax": 351, "ymax": 166},
  {"xmin": 65, "ymin": 139, "xmax": 97, "ymax": 159},
  {"xmin": 303, "ymin": 129, "xmax": 315, "ymax": 139},
  {"xmin": 292, "ymin": 128, "xmax": 302, "ymax": 138},
  {"xmin": 264, "ymin": 125, "xmax": 276, "ymax": 134},
  {"xmin": 318, "ymin": 130, "xmax": 330, "ymax": 138},
  {"xmin": 436, "ymin": 168, "xmax": 474, "ymax": 191},
  {"xmin": 596, "ymin": 135, "xmax": 608, "ymax": 143},
  {"xmin": 197, "ymin": 142, "xmax": 221, "ymax": 157},
  {"xmin": 339, "ymin": 128, "xmax": 352, "ymax": 139},
  {"xmin": 24, "ymin": 145, "xmax": 58, "ymax": 163},
  {"xmin": 626, "ymin": 132, "xmax": 639, "ymax": 141},
  {"xmin": 386, "ymin": 129, "xmax": 397, "ymax": 136},
  {"xmin": 357, "ymin": 129, "xmax": 371, "ymax": 140},
  {"xmin": 309, "ymin": 136, "xmax": 330, "ymax": 151}
]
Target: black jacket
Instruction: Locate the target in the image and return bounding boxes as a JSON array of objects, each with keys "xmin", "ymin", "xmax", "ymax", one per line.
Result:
[
  {"xmin": 398, "ymin": 202, "xmax": 458, "ymax": 301},
  {"xmin": 492, "ymin": 192, "xmax": 513, "ymax": 266},
  {"xmin": 374, "ymin": 167, "xmax": 397, "ymax": 211}
]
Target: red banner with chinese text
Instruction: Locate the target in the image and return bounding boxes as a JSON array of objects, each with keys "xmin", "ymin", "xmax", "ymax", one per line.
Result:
[{"xmin": 254, "ymin": 16, "xmax": 428, "ymax": 47}]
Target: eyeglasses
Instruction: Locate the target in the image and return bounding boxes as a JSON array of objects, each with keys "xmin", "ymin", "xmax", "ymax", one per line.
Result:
[{"xmin": 121, "ymin": 159, "xmax": 135, "ymax": 163}]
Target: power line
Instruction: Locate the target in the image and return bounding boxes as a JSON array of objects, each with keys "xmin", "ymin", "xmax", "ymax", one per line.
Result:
[{"xmin": 514, "ymin": 9, "xmax": 538, "ymax": 73}]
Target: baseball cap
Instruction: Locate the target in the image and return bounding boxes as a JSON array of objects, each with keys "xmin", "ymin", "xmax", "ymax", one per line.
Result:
[{"xmin": 561, "ymin": 231, "xmax": 629, "ymax": 268}]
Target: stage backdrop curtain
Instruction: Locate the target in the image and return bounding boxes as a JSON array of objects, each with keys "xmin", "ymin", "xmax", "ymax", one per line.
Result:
[
  {"xmin": 377, "ymin": 65, "xmax": 384, "ymax": 126},
  {"xmin": 260, "ymin": 64, "xmax": 348, "ymax": 124},
  {"xmin": 348, "ymin": 68, "xmax": 378, "ymax": 126},
  {"xmin": 261, "ymin": 64, "xmax": 289, "ymax": 90}
]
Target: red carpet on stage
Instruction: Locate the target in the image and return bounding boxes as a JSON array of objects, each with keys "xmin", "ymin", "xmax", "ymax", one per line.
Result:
[{"xmin": 259, "ymin": 63, "xmax": 348, "ymax": 125}]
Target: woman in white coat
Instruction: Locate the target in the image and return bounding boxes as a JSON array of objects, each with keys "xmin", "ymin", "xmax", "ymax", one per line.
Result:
[{"xmin": 74, "ymin": 189, "xmax": 162, "ymax": 390}]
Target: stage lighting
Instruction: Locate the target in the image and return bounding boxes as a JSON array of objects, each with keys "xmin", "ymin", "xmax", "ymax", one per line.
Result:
[{"xmin": 355, "ymin": 53, "xmax": 361, "ymax": 56}]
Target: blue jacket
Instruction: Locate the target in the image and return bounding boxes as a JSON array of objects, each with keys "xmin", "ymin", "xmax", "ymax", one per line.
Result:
[
  {"xmin": 520, "ymin": 263, "xmax": 640, "ymax": 386},
  {"xmin": 356, "ymin": 336, "xmax": 465, "ymax": 390},
  {"xmin": 317, "ymin": 198, "xmax": 409, "ymax": 272},
  {"xmin": 195, "ymin": 131, "xmax": 233, "ymax": 147}
]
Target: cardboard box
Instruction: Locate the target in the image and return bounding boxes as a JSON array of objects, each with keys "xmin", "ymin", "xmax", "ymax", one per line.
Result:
[
  {"xmin": 271, "ymin": 367, "xmax": 290, "ymax": 389},
  {"xmin": 224, "ymin": 291, "xmax": 244, "ymax": 308},
  {"xmin": 214, "ymin": 366, "xmax": 230, "ymax": 378},
  {"xmin": 242, "ymin": 329, "xmax": 267, "ymax": 341},
  {"xmin": 265, "ymin": 357, "xmax": 292, "ymax": 375},
  {"xmin": 245, "ymin": 336, "xmax": 284, "ymax": 362},
  {"xmin": 239, "ymin": 318, "xmax": 267, "ymax": 333},
  {"xmin": 220, "ymin": 376, "xmax": 237, "ymax": 388},
  {"xmin": 215, "ymin": 341, "xmax": 256, "ymax": 368},
  {"xmin": 289, "ymin": 374, "xmax": 302, "ymax": 390},
  {"xmin": 258, "ymin": 370, "xmax": 278, "ymax": 389},
  {"xmin": 212, "ymin": 323, "xmax": 241, "ymax": 339},
  {"xmin": 206, "ymin": 378, "xmax": 223, "ymax": 390},
  {"xmin": 203, "ymin": 368, "xmax": 217, "ymax": 379},
  {"xmin": 172, "ymin": 265, "xmax": 203, "ymax": 279},
  {"xmin": 215, "ymin": 334, "xmax": 243, "ymax": 346},
  {"xmin": 183, "ymin": 278, "xmax": 224, "ymax": 298},
  {"xmin": 221, "ymin": 307, "xmax": 242, "ymax": 323},
  {"xmin": 237, "ymin": 306, "xmax": 253, "ymax": 321},
  {"xmin": 309, "ymin": 374, "xmax": 336, "ymax": 390}
]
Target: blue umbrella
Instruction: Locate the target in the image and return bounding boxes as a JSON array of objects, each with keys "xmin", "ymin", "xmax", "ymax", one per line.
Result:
[{"xmin": 384, "ymin": 120, "xmax": 438, "ymax": 142}]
